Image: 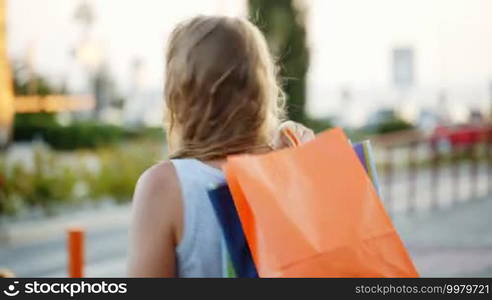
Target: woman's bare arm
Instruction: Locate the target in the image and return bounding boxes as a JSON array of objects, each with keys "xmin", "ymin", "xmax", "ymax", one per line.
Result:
[{"xmin": 127, "ymin": 162, "xmax": 182, "ymax": 277}]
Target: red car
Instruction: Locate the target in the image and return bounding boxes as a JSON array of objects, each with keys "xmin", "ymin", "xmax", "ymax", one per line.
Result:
[{"xmin": 430, "ymin": 124, "xmax": 492, "ymax": 150}]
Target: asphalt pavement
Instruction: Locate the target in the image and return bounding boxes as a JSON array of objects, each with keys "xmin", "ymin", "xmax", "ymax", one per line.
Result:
[{"xmin": 0, "ymin": 190, "xmax": 491, "ymax": 277}]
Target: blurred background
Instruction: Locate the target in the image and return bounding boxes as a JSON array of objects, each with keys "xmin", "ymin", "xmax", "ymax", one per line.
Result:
[{"xmin": 0, "ymin": 0, "xmax": 491, "ymax": 277}]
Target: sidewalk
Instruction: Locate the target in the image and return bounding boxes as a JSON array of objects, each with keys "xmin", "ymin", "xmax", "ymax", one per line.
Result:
[
  {"xmin": 0, "ymin": 203, "xmax": 130, "ymax": 277},
  {"xmin": 0, "ymin": 202, "xmax": 130, "ymax": 247},
  {"xmin": 1, "ymin": 195, "xmax": 491, "ymax": 277},
  {"xmin": 393, "ymin": 195, "xmax": 492, "ymax": 277}
]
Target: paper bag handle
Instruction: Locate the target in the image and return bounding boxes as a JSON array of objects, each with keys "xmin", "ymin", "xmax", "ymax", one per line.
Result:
[{"xmin": 282, "ymin": 128, "xmax": 302, "ymax": 147}]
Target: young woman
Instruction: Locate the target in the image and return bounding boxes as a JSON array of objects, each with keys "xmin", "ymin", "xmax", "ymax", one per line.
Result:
[{"xmin": 127, "ymin": 15, "xmax": 314, "ymax": 277}]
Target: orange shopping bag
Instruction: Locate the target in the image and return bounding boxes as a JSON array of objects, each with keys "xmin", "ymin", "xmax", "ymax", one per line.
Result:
[{"xmin": 224, "ymin": 128, "xmax": 418, "ymax": 277}]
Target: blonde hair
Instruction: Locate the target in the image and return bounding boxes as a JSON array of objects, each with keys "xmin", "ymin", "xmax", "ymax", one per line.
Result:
[{"xmin": 164, "ymin": 16, "xmax": 285, "ymax": 160}]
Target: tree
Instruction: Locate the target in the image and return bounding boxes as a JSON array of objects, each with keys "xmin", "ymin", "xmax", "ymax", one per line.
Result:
[
  {"xmin": 12, "ymin": 63, "xmax": 59, "ymax": 126},
  {"xmin": 13, "ymin": 66, "xmax": 58, "ymax": 96},
  {"xmin": 248, "ymin": 0, "xmax": 309, "ymax": 123},
  {"xmin": 365, "ymin": 109, "xmax": 414, "ymax": 134}
]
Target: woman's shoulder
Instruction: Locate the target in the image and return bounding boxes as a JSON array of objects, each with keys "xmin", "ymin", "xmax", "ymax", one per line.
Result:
[
  {"xmin": 138, "ymin": 161, "xmax": 177, "ymax": 188},
  {"xmin": 133, "ymin": 161, "xmax": 181, "ymax": 209}
]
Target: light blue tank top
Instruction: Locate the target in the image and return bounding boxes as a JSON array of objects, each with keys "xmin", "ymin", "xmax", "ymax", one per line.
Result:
[{"xmin": 171, "ymin": 158, "xmax": 226, "ymax": 277}]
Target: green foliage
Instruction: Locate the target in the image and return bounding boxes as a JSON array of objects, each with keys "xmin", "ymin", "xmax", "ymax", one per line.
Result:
[
  {"xmin": 364, "ymin": 109, "xmax": 415, "ymax": 135},
  {"xmin": 13, "ymin": 113, "xmax": 57, "ymax": 141},
  {"xmin": 249, "ymin": 0, "xmax": 309, "ymax": 123},
  {"xmin": 373, "ymin": 118, "xmax": 414, "ymax": 135},
  {"xmin": 14, "ymin": 113, "xmax": 58, "ymax": 127},
  {"xmin": 124, "ymin": 127, "xmax": 165, "ymax": 141},
  {"xmin": 305, "ymin": 118, "xmax": 333, "ymax": 133},
  {"xmin": 14, "ymin": 75, "xmax": 59, "ymax": 96},
  {"xmin": 13, "ymin": 114, "xmax": 164, "ymax": 150},
  {"xmin": 13, "ymin": 64, "xmax": 64, "ymax": 96},
  {"xmin": 0, "ymin": 158, "xmax": 14, "ymax": 215},
  {"xmin": 0, "ymin": 149, "xmax": 78, "ymax": 215},
  {"xmin": 44, "ymin": 123, "xmax": 125, "ymax": 150},
  {"xmin": 0, "ymin": 140, "xmax": 163, "ymax": 216},
  {"xmin": 13, "ymin": 118, "xmax": 126, "ymax": 150},
  {"xmin": 82, "ymin": 141, "xmax": 161, "ymax": 203}
]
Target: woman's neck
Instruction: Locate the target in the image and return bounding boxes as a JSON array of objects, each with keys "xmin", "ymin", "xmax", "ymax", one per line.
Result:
[
  {"xmin": 202, "ymin": 159, "xmax": 227, "ymax": 170},
  {"xmin": 201, "ymin": 145, "xmax": 272, "ymax": 170}
]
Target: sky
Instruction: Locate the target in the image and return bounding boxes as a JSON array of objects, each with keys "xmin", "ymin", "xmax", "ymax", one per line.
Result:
[
  {"xmin": 6, "ymin": 0, "xmax": 492, "ymax": 126},
  {"xmin": 306, "ymin": 0, "xmax": 492, "ymax": 124},
  {"xmin": 7, "ymin": 0, "xmax": 246, "ymax": 94}
]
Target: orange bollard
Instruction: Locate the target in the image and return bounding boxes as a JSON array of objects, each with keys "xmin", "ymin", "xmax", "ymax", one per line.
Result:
[{"xmin": 68, "ymin": 227, "xmax": 84, "ymax": 278}]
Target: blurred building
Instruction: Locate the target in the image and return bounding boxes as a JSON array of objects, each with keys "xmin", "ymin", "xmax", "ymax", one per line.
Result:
[
  {"xmin": 307, "ymin": 0, "xmax": 492, "ymax": 128},
  {"xmin": 123, "ymin": 58, "xmax": 162, "ymax": 127}
]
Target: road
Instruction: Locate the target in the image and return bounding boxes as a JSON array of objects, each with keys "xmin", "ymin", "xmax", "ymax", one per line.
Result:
[
  {"xmin": 0, "ymin": 204, "xmax": 130, "ymax": 277},
  {"xmin": 394, "ymin": 195, "xmax": 492, "ymax": 277},
  {"xmin": 0, "ymin": 168, "xmax": 491, "ymax": 277}
]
